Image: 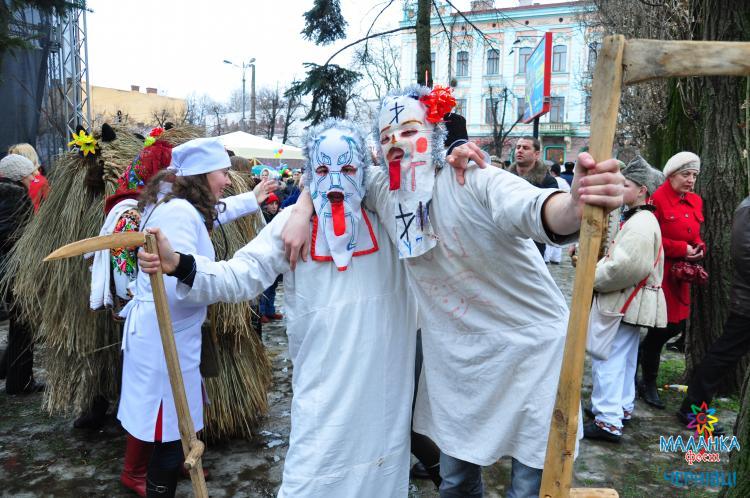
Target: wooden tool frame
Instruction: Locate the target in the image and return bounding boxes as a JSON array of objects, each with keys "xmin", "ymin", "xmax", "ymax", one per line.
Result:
[{"xmin": 539, "ymin": 35, "xmax": 750, "ymax": 498}]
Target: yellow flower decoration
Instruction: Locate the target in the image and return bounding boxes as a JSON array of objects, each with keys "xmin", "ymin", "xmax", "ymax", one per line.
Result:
[
  {"xmin": 144, "ymin": 136, "xmax": 156, "ymax": 148},
  {"xmin": 68, "ymin": 130, "xmax": 98, "ymax": 156}
]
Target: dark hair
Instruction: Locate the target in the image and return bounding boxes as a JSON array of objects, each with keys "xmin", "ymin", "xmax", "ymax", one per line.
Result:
[
  {"xmin": 550, "ymin": 163, "xmax": 561, "ymax": 175},
  {"xmin": 138, "ymin": 169, "xmax": 221, "ymax": 231},
  {"xmin": 518, "ymin": 136, "xmax": 541, "ymax": 151}
]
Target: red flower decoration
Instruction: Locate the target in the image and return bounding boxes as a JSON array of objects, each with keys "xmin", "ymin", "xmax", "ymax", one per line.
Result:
[
  {"xmin": 419, "ymin": 86, "xmax": 457, "ymax": 124},
  {"xmin": 149, "ymin": 127, "xmax": 165, "ymax": 137}
]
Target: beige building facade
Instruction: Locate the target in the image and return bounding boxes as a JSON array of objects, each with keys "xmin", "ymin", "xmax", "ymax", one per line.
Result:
[{"xmin": 90, "ymin": 84, "xmax": 186, "ymax": 129}]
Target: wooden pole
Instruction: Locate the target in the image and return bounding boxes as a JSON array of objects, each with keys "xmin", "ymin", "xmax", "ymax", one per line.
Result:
[
  {"xmin": 539, "ymin": 34, "xmax": 626, "ymax": 498},
  {"xmin": 145, "ymin": 234, "xmax": 208, "ymax": 497}
]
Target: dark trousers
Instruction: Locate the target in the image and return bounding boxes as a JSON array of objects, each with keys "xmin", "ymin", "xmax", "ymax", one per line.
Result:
[
  {"xmin": 682, "ymin": 312, "xmax": 750, "ymax": 411},
  {"xmin": 4, "ymin": 291, "xmax": 34, "ymax": 394},
  {"xmin": 259, "ymin": 276, "xmax": 280, "ymax": 317},
  {"xmin": 535, "ymin": 242, "xmax": 546, "ymax": 257},
  {"xmin": 640, "ymin": 320, "xmax": 684, "ymax": 383}
]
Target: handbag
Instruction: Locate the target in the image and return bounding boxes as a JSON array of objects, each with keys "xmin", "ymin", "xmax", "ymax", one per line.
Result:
[
  {"xmin": 671, "ymin": 261, "xmax": 709, "ymax": 285},
  {"xmin": 586, "ymin": 245, "xmax": 662, "ymax": 360}
]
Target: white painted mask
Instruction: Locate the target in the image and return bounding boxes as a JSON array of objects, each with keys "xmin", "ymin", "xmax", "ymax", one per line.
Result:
[
  {"xmin": 378, "ymin": 94, "xmax": 437, "ymax": 258},
  {"xmin": 309, "ymin": 127, "xmax": 366, "ymax": 271}
]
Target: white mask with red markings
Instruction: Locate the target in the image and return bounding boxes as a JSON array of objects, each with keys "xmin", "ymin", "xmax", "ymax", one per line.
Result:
[
  {"xmin": 378, "ymin": 94, "xmax": 438, "ymax": 258},
  {"xmin": 309, "ymin": 126, "xmax": 366, "ymax": 270}
]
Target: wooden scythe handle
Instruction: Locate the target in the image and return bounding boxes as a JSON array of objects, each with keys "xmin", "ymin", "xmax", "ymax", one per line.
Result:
[
  {"xmin": 539, "ymin": 35, "xmax": 626, "ymax": 498},
  {"xmin": 145, "ymin": 234, "xmax": 208, "ymax": 497}
]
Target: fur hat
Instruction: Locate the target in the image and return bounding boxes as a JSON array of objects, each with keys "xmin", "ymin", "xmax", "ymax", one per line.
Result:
[
  {"xmin": 622, "ymin": 155, "xmax": 664, "ymax": 195},
  {"xmin": 0, "ymin": 154, "xmax": 36, "ymax": 182},
  {"xmin": 664, "ymin": 151, "xmax": 700, "ymax": 177}
]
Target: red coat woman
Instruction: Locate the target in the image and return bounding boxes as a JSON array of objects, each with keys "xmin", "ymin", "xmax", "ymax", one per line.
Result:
[
  {"xmin": 651, "ymin": 176, "xmax": 705, "ymax": 323},
  {"xmin": 638, "ymin": 151, "xmax": 704, "ymax": 410}
]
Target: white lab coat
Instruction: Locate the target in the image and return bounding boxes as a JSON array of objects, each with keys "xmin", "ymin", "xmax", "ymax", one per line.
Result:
[
  {"xmin": 117, "ymin": 190, "xmax": 259, "ymax": 443},
  {"xmin": 365, "ymin": 164, "xmax": 582, "ymax": 469},
  {"xmin": 175, "ymin": 207, "xmax": 417, "ymax": 497}
]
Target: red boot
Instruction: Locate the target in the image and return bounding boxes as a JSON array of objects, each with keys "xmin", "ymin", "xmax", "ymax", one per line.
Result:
[{"xmin": 120, "ymin": 434, "xmax": 153, "ymax": 497}]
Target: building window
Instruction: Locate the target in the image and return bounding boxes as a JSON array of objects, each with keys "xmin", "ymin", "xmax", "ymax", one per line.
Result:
[
  {"xmin": 517, "ymin": 97, "xmax": 527, "ymax": 119},
  {"xmin": 456, "ymin": 51, "xmax": 469, "ymax": 77},
  {"xmin": 455, "ymin": 98, "xmax": 467, "ymax": 117},
  {"xmin": 584, "ymin": 95, "xmax": 591, "ymax": 124},
  {"xmin": 587, "ymin": 42, "xmax": 600, "ymax": 73},
  {"xmin": 518, "ymin": 47, "xmax": 532, "ymax": 74},
  {"xmin": 485, "ymin": 98, "xmax": 498, "ymax": 124},
  {"xmin": 549, "ymin": 97, "xmax": 565, "ymax": 123},
  {"xmin": 486, "ymin": 48, "xmax": 500, "ymax": 75},
  {"xmin": 552, "ymin": 45, "xmax": 567, "ymax": 72}
]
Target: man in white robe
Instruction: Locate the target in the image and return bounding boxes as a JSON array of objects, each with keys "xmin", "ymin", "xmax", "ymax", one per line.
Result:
[
  {"xmin": 139, "ymin": 120, "xmax": 418, "ymax": 498},
  {"xmin": 283, "ymin": 86, "xmax": 625, "ymax": 497}
]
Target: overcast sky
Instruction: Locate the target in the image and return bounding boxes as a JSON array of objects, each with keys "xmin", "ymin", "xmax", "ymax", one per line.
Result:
[{"xmin": 86, "ymin": 0, "xmax": 564, "ymax": 102}]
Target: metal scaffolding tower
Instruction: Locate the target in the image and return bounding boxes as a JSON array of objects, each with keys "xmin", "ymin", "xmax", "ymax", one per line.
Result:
[{"xmin": 41, "ymin": 6, "xmax": 91, "ymax": 160}]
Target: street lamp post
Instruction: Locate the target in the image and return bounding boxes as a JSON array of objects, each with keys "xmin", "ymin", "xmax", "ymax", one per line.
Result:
[{"xmin": 223, "ymin": 58, "xmax": 256, "ymax": 133}]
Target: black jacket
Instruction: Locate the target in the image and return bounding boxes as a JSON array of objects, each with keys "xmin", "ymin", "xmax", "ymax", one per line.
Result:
[
  {"xmin": 0, "ymin": 178, "xmax": 33, "ymax": 281},
  {"xmin": 730, "ymin": 196, "xmax": 750, "ymax": 316}
]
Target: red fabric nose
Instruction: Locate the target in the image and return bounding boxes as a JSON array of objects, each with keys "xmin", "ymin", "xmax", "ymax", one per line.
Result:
[
  {"xmin": 389, "ymin": 159, "xmax": 401, "ymax": 190},
  {"xmin": 331, "ymin": 200, "xmax": 346, "ymax": 236}
]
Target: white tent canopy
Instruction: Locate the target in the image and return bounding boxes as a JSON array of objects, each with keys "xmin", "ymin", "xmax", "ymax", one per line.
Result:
[{"xmin": 216, "ymin": 131, "xmax": 303, "ymax": 161}]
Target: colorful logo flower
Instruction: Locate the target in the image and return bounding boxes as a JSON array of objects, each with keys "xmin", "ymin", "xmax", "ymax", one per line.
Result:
[{"xmin": 686, "ymin": 401, "xmax": 719, "ymax": 438}]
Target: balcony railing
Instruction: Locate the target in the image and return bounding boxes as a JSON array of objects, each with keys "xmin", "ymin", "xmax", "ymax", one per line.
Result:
[{"xmin": 539, "ymin": 122, "xmax": 571, "ymax": 134}]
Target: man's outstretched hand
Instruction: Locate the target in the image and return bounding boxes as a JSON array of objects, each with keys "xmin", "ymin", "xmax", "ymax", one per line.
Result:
[
  {"xmin": 569, "ymin": 152, "xmax": 625, "ymax": 217},
  {"xmin": 446, "ymin": 142, "xmax": 488, "ymax": 185}
]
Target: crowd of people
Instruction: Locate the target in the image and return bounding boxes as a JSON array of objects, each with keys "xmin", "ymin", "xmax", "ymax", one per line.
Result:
[{"xmin": 0, "ymin": 83, "xmax": 748, "ymax": 498}]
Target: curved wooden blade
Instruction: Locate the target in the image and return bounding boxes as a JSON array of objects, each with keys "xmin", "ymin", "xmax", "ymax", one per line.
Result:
[
  {"xmin": 44, "ymin": 232, "xmax": 146, "ymax": 261},
  {"xmin": 623, "ymin": 40, "xmax": 750, "ymax": 85}
]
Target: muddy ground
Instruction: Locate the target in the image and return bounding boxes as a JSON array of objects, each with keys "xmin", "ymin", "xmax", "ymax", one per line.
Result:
[{"xmin": 0, "ymin": 257, "xmax": 739, "ymax": 497}]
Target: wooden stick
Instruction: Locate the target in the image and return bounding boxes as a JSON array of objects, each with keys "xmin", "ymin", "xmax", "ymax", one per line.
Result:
[
  {"xmin": 623, "ymin": 40, "xmax": 750, "ymax": 85},
  {"xmin": 539, "ymin": 34, "xmax": 625, "ymax": 498},
  {"xmin": 145, "ymin": 234, "xmax": 208, "ymax": 497}
]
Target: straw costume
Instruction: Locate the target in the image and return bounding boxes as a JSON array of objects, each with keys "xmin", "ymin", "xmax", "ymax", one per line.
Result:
[{"xmin": 1, "ymin": 125, "xmax": 271, "ymax": 447}]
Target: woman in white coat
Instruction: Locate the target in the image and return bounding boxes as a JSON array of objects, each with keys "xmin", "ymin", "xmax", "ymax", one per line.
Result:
[
  {"xmin": 585, "ymin": 158, "xmax": 667, "ymax": 442},
  {"xmin": 117, "ymin": 137, "xmax": 265, "ymax": 497}
]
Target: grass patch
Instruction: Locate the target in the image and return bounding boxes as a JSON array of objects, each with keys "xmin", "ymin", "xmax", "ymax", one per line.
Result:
[
  {"xmin": 657, "ymin": 357, "xmax": 687, "ymax": 387},
  {"xmin": 654, "ymin": 355, "xmax": 742, "ymax": 414}
]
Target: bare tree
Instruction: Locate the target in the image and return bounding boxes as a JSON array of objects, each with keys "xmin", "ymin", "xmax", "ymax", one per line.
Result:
[
  {"xmin": 180, "ymin": 93, "xmax": 216, "ymax": 126},
  {"xmin": 282, "ymin": 84, "xmax": 305, "ymax": 144},
  {"xmin": 150, "ymin": 108, "xmax": 174, "ymax": 127},
  {"xmin": 485, "ymin": 85, "xmax": 521, "ymax": 157},
  {"xmin": 256, "ymin": 87, "xmax": 283, "ymax": 140},
  {"xmin": 352, "ymin": 35, "xmax": 401, "ymax": 101}
]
